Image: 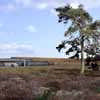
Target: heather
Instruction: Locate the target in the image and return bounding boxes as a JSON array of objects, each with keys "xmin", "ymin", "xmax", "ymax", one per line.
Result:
[{"xmin": 0, "ymin": 67, "xmax": 100, "ymax": 100}]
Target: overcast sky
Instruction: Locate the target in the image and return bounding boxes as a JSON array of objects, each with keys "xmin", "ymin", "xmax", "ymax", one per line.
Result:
[{"xmin": 0, "ymin": 0, "xmax": 100, "ymax": 58}]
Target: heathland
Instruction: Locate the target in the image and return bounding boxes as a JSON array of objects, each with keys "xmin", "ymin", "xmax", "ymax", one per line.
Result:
[{"xmin": 0, "ymin": 64, "xmax": 100, "ymax": 100}]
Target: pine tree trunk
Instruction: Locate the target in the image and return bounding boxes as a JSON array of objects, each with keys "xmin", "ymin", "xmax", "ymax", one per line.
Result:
[{"xmin": 81, "ymin": 35, "xmax": 85, "ymax": 74}]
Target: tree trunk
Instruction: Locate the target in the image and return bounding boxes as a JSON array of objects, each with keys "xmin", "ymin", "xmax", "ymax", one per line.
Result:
[{"xmin": 81, "ymin": 35, "xmax": 85, "ymax": 74}]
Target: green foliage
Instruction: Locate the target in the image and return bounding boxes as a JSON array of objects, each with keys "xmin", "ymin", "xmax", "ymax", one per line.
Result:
[
  {"xmin": 56, "ymin": 4, "xmax": 92, "ymax": 25},
  {"xmin": 95, "ymin": 87, "xmax": 100, "ymax": 93},
  {"xmin": 56, "ymin": 4, "xmax": 100, "ymax": 59},
  {"xmin": 36, "ymin": 91, "xmax": 52, "ymax": 100}
]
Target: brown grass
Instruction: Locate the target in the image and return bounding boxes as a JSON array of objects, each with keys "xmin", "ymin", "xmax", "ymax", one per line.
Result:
[{"xmin": 0, "ymin": 65, "xmax": 100, "ymax": 100}]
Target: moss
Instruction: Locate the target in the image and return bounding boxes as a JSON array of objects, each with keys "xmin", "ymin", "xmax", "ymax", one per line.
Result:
[
  {"xmin": 36, "ymin": 91, "xmax": 52, "ymax": 100},
  {"xmin": 96, "ymin": 87, "xmax": 100, "ymax": 93}
]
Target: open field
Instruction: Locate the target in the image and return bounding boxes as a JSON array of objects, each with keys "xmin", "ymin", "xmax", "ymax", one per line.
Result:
[
  {"xmin": 0, "ymin": 66, "xmax": 48, "ymax": 74},
  {"xmin": 0, "ymin": 65, "xmax": 100, "ymax": 76},
  {"xmin": 0, "ymin": 65, "xmax": 100, "ymax": 100}
]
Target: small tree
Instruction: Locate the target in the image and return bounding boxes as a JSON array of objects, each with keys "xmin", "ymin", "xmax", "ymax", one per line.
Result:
[{"xmin": 56, "ymin": 4, "xmax": 100, "ymax": 73}]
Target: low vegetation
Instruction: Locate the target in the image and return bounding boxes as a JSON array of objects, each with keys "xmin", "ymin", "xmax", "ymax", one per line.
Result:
[
  {"xmin": 0, "ymin": 66, "xmax": 48, "ymax": 74},
  {"xmin": 0, "ymin": 66, "xmax": 100, "ymax": 100}
]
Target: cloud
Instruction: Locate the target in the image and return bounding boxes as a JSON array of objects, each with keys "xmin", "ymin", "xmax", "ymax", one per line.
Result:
[
  {"xmin": 0, "ymin": 0, "xmax": 64, "ymax": 12},
  {"xmin": 50, "ymin": 9, "xmax": 59, "ymax": 16},
  {"xmin": 34, "ymin": 0, "xmax": 100, "ymax": 10},
  {"xmin": 7, "ymin": 4, "xmax": 16, "ymax": 11},
  {"xmin": 0, "ymin": 0, "xmax": 100, "ymax": 12},
  {"xmin": 0, "ymin": 43, "xmax": 35, "ymax": 57},
  {"xmin": 15, "ymin": 0, "xmax": 63, "ymax": 10},
  {"xmin": 15, "ymin": 0, "xmax": 33, "ymax": 7},
  {"xmin": 36, "ymin": 3, "xmax": 48, "ymax": 10},
  {"xmin": 0, "ymin": 0, "xmax": 33, "ymax": 12},
  {"xmin": 35, "ymin": 0, "xmax": 65, "ymax": 10},
  {"xmin": 69, "ymin": 0, "xmax": 100, "ymax": 9},
  {"xmin": 26, "ymin": 25, "xmax": 37, "ymax": 33},
  {"xmin": 70, "ymin": 2, "xmax": 79, "ymax": 9},
  {"xmin": 49, "ymin": 0, "xmax": 100, "ymax": 15},
  {"xmin": 0, "ymin": 3, "xmax": 16, "ymax": 12}
]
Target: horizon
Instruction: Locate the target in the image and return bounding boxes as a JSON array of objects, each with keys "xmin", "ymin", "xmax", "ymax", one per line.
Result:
[{"xmin": 0, "ymin": 56, "xmax": 67, "ymax": 59}]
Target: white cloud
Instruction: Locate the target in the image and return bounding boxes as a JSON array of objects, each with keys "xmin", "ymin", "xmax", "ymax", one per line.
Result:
[
  {"xmin": 36, "ymin": 3, "xmax": 48, "ymax": 10},
  {"xmin": 49, "ymin": 0, "xmax": 100, "ymax": 15},
  {"xmin": 26, "ymin": 25, "xmax": 37, "ymax": 33},
  {"xmin": 50, "ymin": 9, "xmax": 59, "ymax": 16},
  {"xmin": 15, "ymin": 0, "xmax": 65, "ymax": 10},
  {"xmin": 15, "ymin": 0, "xmax": 33, "ymax": 7},
  {"xmin": 0, "ymin": 3, "xmax": 16, "ymax": 12},
  {"xmin": 69, "ymin": 0, "xmax": 100, "ymax": 9},
  {"xmin": 0, "ymin": 0, "xmax": 100, "ymax": 13},
  {"xmin": 0, "ymin": 43, "xmax": 32, "ymax": 51},
  {"xmin": 0, "ymin": 43, "xmax": 35, "ymax": 57},
  {"xmin": 36, "ymin": 0, "xmax": 65, "ymax": 10},
  {"xmin": 0, "ymin": 0, "xmax": 33, "ymax": 12},
  {"xmin": 7, "ymin": 4, "xmax": 16, "ymax": 12},
  {"xmin": 35, "ymin": 0, "xmax": 100, "ymax": 11},
  {"xmin": 70, "ymin": 2, "xmax": 79, "ymax": 9}
]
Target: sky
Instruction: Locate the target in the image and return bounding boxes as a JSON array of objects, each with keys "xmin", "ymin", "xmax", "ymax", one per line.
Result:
[{"xmin": 0, "ymin": 0, "xmax": 100, "ymax": 58}]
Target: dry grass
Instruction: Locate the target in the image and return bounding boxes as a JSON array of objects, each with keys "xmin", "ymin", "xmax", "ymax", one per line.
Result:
[
  {"xmin": 0, "ymin": 66, "xmax": 48, "ymax": 74},
  {"xmin": 0, "ymin": 65, "xmax": 100, "ymax": 100}
]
